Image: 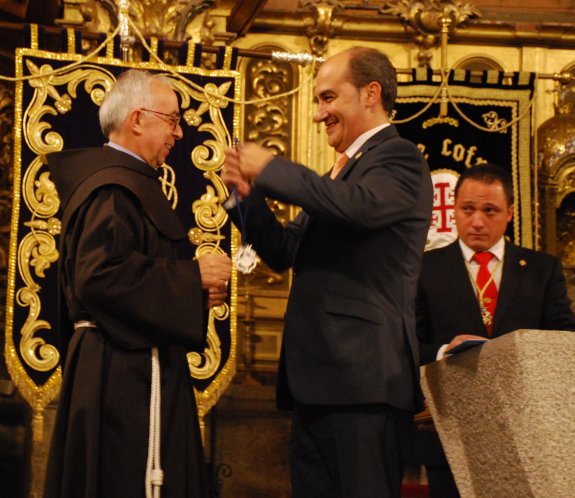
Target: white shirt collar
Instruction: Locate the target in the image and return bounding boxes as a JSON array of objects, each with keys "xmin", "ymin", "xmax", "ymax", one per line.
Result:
[
  {"xmin": 343, "ymin": 123, "xmax": 390, "ymax": 159},
  {"xmin": 459, "ymin": 236, "xmax": 506, "ymax": 263},
  {"xmin": 106, "ymin": 141, "xmax": 146, "ymax": 164}
]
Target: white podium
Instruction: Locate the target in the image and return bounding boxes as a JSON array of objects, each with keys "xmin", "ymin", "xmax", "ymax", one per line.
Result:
[{"xmin": 420, "ymin": 329, "xmax": 575, "ymax": 498}]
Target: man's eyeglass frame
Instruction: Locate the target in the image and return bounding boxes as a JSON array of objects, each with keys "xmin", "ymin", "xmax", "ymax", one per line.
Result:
[{"xmin": 140, "ymin": 108, "xmax": 181, "ymax": 130}]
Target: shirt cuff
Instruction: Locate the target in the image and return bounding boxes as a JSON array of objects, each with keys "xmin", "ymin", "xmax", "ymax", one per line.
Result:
[{"xmin": 436, "ymin": 343, "xmax": 450, "ymax": 361}]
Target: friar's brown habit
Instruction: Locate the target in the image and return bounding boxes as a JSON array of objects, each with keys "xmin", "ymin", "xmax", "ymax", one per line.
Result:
[{"xmin": 44, "ymin": 146, "xmax": 211, "ymax": 498}]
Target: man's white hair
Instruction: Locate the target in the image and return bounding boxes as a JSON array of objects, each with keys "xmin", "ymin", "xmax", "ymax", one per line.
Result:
[{"xmin": 99, "ymin": 69, "xmax": 172, "ymax": 137}]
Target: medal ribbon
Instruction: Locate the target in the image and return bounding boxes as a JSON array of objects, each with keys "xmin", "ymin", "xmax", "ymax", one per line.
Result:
[{"xmin": 233, "ymin": 187, "xmax": 248, "ymax": 242}]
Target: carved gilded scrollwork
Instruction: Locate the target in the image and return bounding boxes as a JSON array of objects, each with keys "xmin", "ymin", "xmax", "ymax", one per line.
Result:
[
  {"xmin": 538, "ymin": 82, "xmax": 575, "ymax": 187},
  {"xmin": 245, "ymin": 48, "xmax": 297, "ymax": 228},
  {"xmin": 246, "ymin": 58, "xmax": 291, "ymax": 157},
  {"xmin": 127, "ymin": 0, "xmax": 213, "ymax": 39},
  {"xmin": 556, "ymin": 167, "xmax": 575, "ymax": 207},
  {"xmin": 558, "ymin": 200, "xmax": 575, "ymax": 265},
  {"xmin": 15, "ymin": 66, "xmax": 113, "ymax": 380},
  {"xmin": 59, "ymin": 0, "xmax": 216, "ymax": 41},
  {"xmin": 299, "ymin": 0, "xmax": 344, "ymax": 57},
  {"xmin": 380, "ymin": 0, "xmax": 481, "ymax": 36},
  {"xmin": 23, "ymin": 61, "xmax": 114, "ymax": 154},
  {"xmin": 380, "ymin": 0, "xmax": 481, "ymax": 67},
  {"xmin": 163, "ymin": 74, "xmax": 236, "ymax": 386}
]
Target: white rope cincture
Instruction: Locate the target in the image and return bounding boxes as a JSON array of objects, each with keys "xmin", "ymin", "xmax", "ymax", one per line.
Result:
[
  {"xmin": 145, "ymin": 347, "xmax": 163, "ymax": 498},
  {"xmin": 73, "ymin": 320, "xmax": 97, "ymax": 330}
]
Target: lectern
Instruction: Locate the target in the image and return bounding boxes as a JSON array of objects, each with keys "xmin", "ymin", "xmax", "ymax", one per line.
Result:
[{"xmin": 420, "ymin": 329, "xmax": 575, "ymax": 498}]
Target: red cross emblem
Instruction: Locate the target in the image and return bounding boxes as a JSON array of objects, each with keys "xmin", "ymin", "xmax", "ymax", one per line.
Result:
[
  {"xmin": 432, "ymin": 181, "xmax": 455, "ymax": 233},
  {"xmin": 427, "ymin": 169, "xmax": 459, "ymax": 250}
]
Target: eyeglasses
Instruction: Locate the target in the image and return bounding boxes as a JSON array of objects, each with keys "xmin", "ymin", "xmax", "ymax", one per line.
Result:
[{"xmin": 140, "ymin": 108, "xmax": 181, "ymax": 130}]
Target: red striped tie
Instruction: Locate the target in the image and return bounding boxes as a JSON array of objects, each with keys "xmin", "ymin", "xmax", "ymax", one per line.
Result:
[{"xmin": 473, "ymin": 252, "xmax": 498, "ymax": 336}]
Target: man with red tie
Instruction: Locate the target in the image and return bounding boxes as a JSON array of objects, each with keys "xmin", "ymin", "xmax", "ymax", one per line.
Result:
[{"xmin": 415, "ymin": 162, "xmax": 575, "ymax": 497}]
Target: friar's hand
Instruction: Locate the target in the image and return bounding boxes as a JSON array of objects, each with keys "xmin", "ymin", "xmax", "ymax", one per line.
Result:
[
  {"xmin": 207, "ymin": 286, "xmax": 228, "ymax": 308},
  {"xmin": 197, "ymin": 253, "xmax": 232, "ymax": 308},
  {"xmin": 197, "ymin": 253, "xmax": 232, "ymax": 290}
]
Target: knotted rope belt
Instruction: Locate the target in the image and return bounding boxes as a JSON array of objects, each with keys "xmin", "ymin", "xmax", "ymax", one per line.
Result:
[{"xmin": 74, "ymin": 321, "xmax": 164, "ymax": 497}]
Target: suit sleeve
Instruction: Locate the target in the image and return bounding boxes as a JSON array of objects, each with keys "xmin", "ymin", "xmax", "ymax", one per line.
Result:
[
  {"xmin": 415, "ymin": 274, "xmax": 444, "ymax": 365},
  {"xmin": 541, "ymin": 257, "xmax": 575, "ymax": 331},
  {"xmin": 255, "ymin": 138, "xmax": 427, "ymax": 231},
  {"xmin": 226, "ymin": 189, "xmax": 305, "ymax": 273}
]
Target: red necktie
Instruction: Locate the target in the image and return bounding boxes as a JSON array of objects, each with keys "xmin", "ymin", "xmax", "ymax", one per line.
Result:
[
  {"xmin": 472, "ymin": 252, "xmax": 498, "ymax": 336},
  {"xmin": 330, "ymin": 153, "xmax": 349, "ymax": 179}
]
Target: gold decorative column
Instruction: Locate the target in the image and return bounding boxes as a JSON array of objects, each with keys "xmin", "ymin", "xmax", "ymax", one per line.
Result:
[{"xmin": 537, "ymin": 79, "xmax": 575, "ymax": 306}]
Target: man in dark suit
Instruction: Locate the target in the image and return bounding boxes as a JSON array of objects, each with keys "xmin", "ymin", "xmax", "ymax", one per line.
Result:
[
  {"xmin": 416, "ymin": 163, "xmax": 575, "ymax": 497},
  {"xmin": 222, "ymin": 47, "xmax": 433, "ymax": 498}
]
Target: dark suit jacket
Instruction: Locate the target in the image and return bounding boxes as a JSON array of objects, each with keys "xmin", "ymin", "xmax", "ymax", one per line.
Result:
[
  {"xmin": 417, "ymin": 239, "xmax": 575, "ymax": 365},
  {"xmin": 232, "ymin": 125, "xmax": 433, "ymax": 412},
  {"xmin": 411, "ymin": 238, "xmax": 575, "ymax": 473}
]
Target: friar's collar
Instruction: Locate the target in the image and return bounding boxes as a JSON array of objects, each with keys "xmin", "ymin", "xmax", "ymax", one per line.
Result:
[{"xmin": 47, "ymin": 146, "xmax": 186, "ymax": 241}]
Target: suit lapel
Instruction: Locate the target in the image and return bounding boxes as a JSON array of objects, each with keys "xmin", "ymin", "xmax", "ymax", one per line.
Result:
[
  {"xmin": 493, "ymin": 242, "xmax": 525, "ymax": 334},
  {"xmin": 294, "ymin": 209, "xmax": 312, "ymax": 233},
  {"xmin": 441, "ymin": 241, "xmax": 486, "ymax": 331},
  {"xmin": 337, "ymin": 124, "xmax": 399, "ymax": 179}
]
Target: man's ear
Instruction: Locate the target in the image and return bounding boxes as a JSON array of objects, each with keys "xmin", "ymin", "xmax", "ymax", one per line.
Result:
[
  {"xmin": 128, "ymin": 108, "xmax": 143, "ymax": 135},
  {"xmin": 365, "ymin": 81, "xmax": 382, "ymax": 106},
  {"xmin": 506, "ymin": 203, "xmax": 514, "ymax": 223}
]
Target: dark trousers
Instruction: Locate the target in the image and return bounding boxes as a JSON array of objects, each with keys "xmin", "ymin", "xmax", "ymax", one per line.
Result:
[
  {"xmin": 426, "ymin": 464, "xmax": 460, "ymax": 498},
  {"xmin": 290, "ymin": 402, "xmax": 413, "ymax": 498},
  {"xmin": 407, "ymin": 422, "xmax": 460, "ymax": 498}
]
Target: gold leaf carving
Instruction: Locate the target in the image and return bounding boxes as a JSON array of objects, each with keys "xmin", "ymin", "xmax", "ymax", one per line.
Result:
[
  {"xmin": 246, "ymin": 58, "xmax": 291, "ymax": 156},
  {"xmin": 192, "ymin": 184, "xmax": 228, "ymax": 232},
  {"xmin": 23, "ymin": 62, "xmax": 114, "ymax": 154},
  {"xmin": 12, "ymin": 64, "xmax": 112, "ymax": 383},
  {"xmin": 169, "ymin": 77, "xmax": 231, "ymax": 172},
  {"xmin": 187, "ymin": 303, "xmax": 229, "ymax": 380},
  {"xmin": 160, "ymin": 74, "xmax": 239, "ymax": 382},
  {"xmin": 15, "ymin": 153, "xmax": 61, "ymax": 373},
  {"xmin": 159, "ymin": 163, "xmax": 178, "ymax": 209},
  {"xmin": 16, "ymin": 231, "xmax": 59, "ymax": 371}
]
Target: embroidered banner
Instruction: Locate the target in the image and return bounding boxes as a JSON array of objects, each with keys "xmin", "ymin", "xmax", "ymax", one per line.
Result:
[
  {"xmin": 396, "ymin": 69, "xmax": 535, "ymax": 250},
  {"xmin": 5, "ymin": 33, "xmax": 240, "ymax": 437}
]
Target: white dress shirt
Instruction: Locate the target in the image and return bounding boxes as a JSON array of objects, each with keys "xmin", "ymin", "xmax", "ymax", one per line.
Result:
[{"xmin": 436, "ymin": 237, "xmax": 506, "ymax": 360}]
